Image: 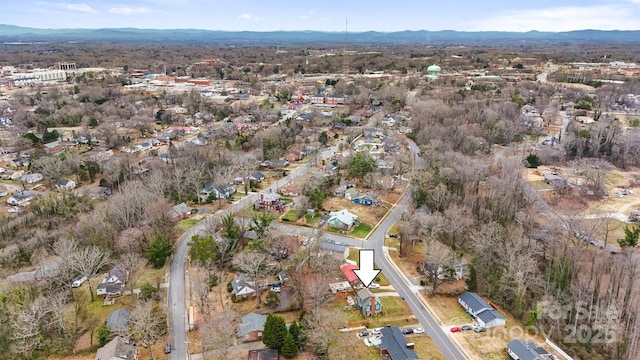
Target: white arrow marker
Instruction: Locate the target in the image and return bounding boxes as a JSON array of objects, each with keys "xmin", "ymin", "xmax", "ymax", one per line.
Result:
[{"xmin": 353, "ymin": 249, "xmax": 381, "ymax": 288}]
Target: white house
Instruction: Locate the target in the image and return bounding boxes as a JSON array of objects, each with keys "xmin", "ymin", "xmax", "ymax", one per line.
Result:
[
  {"xmin": 55, "ymin": 179, "xmax": 76, "ymax": 191},
  {"xmin": 21, "ymin": 172, "xmax": 43, "ymax": 184},
  {"xmin": 7, "ymin": 190, "xmax": 35, "ymax": 206},
  {"xmin": 328, "ymin": 209, "xmax": 359, "ymax": 230},
  {"xmin": 458, "ymin": 292, "xmax": 506, "ymax": 328}
]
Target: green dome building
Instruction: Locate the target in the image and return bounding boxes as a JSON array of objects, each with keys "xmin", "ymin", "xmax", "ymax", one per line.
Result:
[{"xmin": 426, "ymin": 64, "xmax": 441, "ymax": 80}]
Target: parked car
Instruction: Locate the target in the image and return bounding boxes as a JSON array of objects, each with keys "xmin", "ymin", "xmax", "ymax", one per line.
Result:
[
  {"xmin": 474, "ymin": 326, "xmax": 487, "ymax": 333},
  {"xmin": 450, "ymin": 327, "xmax": 462, "ymax": 333},
  {"xmin": 461, "ymin": 325, "xmax": 473, "ymax": 331},
  {"xmin": 371, "ymin": 328, "xmax": 382, "ymax": 335},
  {"xmin": 413, "ymin": 328, "xmax": 424, "ymax": 334},
  {"xmin": 359, "ymin": 331, "xmax": 369, "ymax": 337},
  {"xmin": 270, "ymin": 286, "xmax": 281, "ymax": 293},
  {"xmin": 368, "ymin": 283, "xmax": 380, "ymax": 289},
  {"xmin": 401, "ymin": 328, "xmax": 414, "ymax": 335},
  {"xmin": 164, "ymin": 344, "xmax": 172, "ymax": 354},
  {"xmin": 388, "ymin": 233, "xmax": 399, "ymax": 238},
  {"xmin": 71, "ymin": 275, "xmax": 88, "ymax": 288}
]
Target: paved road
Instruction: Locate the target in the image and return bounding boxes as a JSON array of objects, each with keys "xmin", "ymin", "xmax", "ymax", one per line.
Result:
[{"xmin": 168, "ymin": 141, "xmax": 346, "ymax": 360}]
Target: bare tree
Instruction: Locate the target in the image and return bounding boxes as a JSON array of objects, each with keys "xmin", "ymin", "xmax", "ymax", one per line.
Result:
[
  {"xmin": 420, "ymin": 239, "xmax": 458, "ymax": 296},
  {"xmin": 124, "ymin": 300, "xmax": 167, "ymax": 360},
  {"xmin": 32, "ymin": 156, "xmax": 71, "ymax": 185},
  {"xmin": 191, "ymin": 272, "xmax": 212, "ymax": 315},
  {"xmin": 199, "ymin": 310, "xmax": 239, "ymax": 360},
  {"xmin": 119, "ymin": 251, "xmax": 146, "ymax": 303},
  {"xmin": 11, "ymin": 298, "xmax": 46, "ymax": 358},
  {"xmin": 233, "ymin": 251, "xmax": 276, "ymax": 307},
  {"xmin": 72, "ymin": 244, "xmax": 112, "ymax": 302}
]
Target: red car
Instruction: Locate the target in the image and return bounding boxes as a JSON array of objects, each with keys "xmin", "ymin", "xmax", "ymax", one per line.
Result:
[{"xmin": 450, "ymin": 327, "xmax": 462, "ymax": 333}]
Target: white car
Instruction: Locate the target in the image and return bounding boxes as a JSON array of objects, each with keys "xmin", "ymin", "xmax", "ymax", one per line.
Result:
[
  {"xmin": 413, "ymin": 328, "xmax": 425, "ymax": 334},
  {"xmin": 71, "ymin": 275, "xmax": 88, "ymax": 288},
  {"xmin": 368, "ymin": 283, "xmax": 380, "ymax": 289},
  {"xmin": 270, "ymin": 286, "xmax": 281, "ymax": 293},
  {"xmin": 0, "ymin": 167, "xmax": 5, "ymax": 174}
]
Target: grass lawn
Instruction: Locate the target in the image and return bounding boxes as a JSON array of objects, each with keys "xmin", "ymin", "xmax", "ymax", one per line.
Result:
[
  {"xmin": 412, "ymin": 335, "xmax": 447, "ymax": 360},
  {"xmin": 176, "ymin": 218, "xmax": 200, "ymax": 230},
  {"xmin": 351, "ymin": 223, "xmax": 373, "ymax": 238},
  {"xmin": 282, "ymin": 209, "xmax": 299, "ymax": 222},
  {"xmin": 134, "ymin": 267, "xmax": 166, "ymax": 288},
  {"xmin": 304, "ymin": 213, "xmax": 321, "ymax": 226}
]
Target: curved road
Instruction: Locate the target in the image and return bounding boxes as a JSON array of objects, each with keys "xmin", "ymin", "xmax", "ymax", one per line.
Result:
[{"xmin": 168, "ymin": 134, "xmax": 467, "ymax": 359}]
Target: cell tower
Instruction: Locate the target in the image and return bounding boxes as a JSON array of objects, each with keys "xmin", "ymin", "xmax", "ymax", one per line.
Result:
[{"xmin": 341, "ymin": 17, "xmax": 350, "ymax": 75}]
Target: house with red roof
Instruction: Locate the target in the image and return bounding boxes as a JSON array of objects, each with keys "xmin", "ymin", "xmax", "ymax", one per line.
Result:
[{"xmin": 340, "ymin": 263, "xmax": 362, "ymax": 288}]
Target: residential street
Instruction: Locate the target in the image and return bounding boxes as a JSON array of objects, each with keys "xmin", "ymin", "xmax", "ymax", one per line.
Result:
[{"xmin": 168, "ymin": 134, "xmax": 468, "ymax": 359}]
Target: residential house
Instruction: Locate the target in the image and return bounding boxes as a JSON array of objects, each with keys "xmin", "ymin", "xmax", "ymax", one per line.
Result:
[
  {"xmin": 202, "ymin": 182, "xmax": 236, "ymax": 199},
  {"xmin": 44, "ymin": 141, "xmax": 62, "ymax": 154},
  {"xmin": 247, "ymin": 349, "xmax": 278, "ymax": 360},
  {"xmin": 347, "ymin": 114, "xmax": 363, "ymax": 124},
  {"xmin": 260, "ymin": 159, "xmax": 289, "ymax": 169},
  {"xmin": 7, "ymin": 190, "xmax": 35, "ymax": 206},
  {"xmin": 344, "ymin": 188, "xmax": 359, "ymax": 201},
  {"xmin": 353, "ymin": 194, "xmax": 375, "ymax": 206},
  {"xmin": 249, "ymin": 171, "xmax": 265, "ymax": 183},
  {"xmin": 378, "ymin": 326, "xmax": 419, "ymax": 360},
  {"xmin": 354, "ymin": 288, "xmax": 383, "ymax": 317},
  {"xmin": 340, "ymin": 263, "xmax": 362, "ymax": 288},
  {"xmin": 382, "ymin": 117, "xmax": 397, "ymax": 127},
  {"xmin": 106, "ymin": 309, "xmax": 131, "ymax": 334},
  {"xmin": 376, "ymin": 175, "xmax": 396, "ymax": 190},
  {"xmin": 319, "ymin": 241, "xmax": 349, "ymax": 259},
  {"xmin": 97, "ymin": 266, "xmax": 127, "ymax": 297},
  {"xmin": 278, "ymin": 271, "xmax": 289, "ymax": 283},
  {"xmin": 333, "ymin": 184, "xmax": 348, "ymax": 197},
  {"xmin": 458, "ymin": 292, "xmax": 506, "ymax": 328},
  {"xmin": 286, "ymin": 150, "xmax": 303, "ymax": 162},
  {"xmin": 237, "ymin": 312, "xmax": 267, "ymax": 342},
  {"xmin": 328, "ymin": 209, "xmax": 358, "ymax": 230},
  {"xmin": 231, "ymin": 274, "xmax": 256, "ymax": 298},
  {"xmin": 254, "ymin": 190, "xmax": 284, "ymax": 211},
  {"xmin": 168, "ymin": 202, "xmax": 191, "ymax": 220},
  {"xmin": 279, "ymin": 182, "xmax": 301, "ymax": 197},
  {"xmin": 320, "ymin": 163, "xmax": 337, "ymax": 176},
  {"xmin": 95, "ymin": 336, "xmax": 137, "ymax": 360},
  {"xmin": 55, "ymin": 178, "xmax": 76, "ymax": 191},
  {"xmin": 506, "ymin": 340, "xmax": 550, "ymax": 360},
  {"xmin": 10, "ymin": 157, "xmax": 29, "ymax": 168},
  {"xmin": 21, "ymin": 172, "xmax": 43, "ymax": 184}
]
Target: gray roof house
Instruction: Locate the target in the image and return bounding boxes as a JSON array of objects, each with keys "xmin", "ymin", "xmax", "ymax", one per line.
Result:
[
  {"xmin": 106, "ymin": 308, "xmax": 131, "ymax": 334},
  {"xmin": 237, "ymin": 312, "xmax": 267, "ymax": 341},
  {"xmin": 318, "ymin": 241, "xmax": 349, "ymax": 259},
  {"xmin": 231, "ymin": 274, "xmax": 256, "ymax": 298},
  {"xmin": 506, "ymin": 339, "xmax": 549, "ymax": 360},
  {"xmin": 95, "ymin": 336, "xmax": 137, "ymax": 360},
  {"xmin": 328, "ymin": 209, "xmax": 358, "ymax": 230},
  {"xmin": 458, "ymin": 292, "xmax": 506, "ymax": 328},
  {"xmin": 7, "ymin": 190, "xmax": 35, "ymax": 206},
  {"xmin": 378, "ymin": 326, "xmax": 419, "ymax": 360}
]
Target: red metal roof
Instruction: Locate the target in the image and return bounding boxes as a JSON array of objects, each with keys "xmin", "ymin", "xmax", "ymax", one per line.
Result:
[{"xmin": 340, "ymin": 264, "xmax": 359, "ymax": 283}]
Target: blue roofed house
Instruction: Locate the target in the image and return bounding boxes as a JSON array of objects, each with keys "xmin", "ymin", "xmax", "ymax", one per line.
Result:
[
  {"xmin": 378, "ymin": 326, "xmax": 419, "ymax": 360},
  {"xmin": 458, "ymin": 292, "xmax": 506, "ymax": 328},
  {"xmin": 328, "ymin": 209, "xmax": 358, "ymax": 230},
  {"xmin": 506, "ymin": 339, "xmax": 550, "ymax": 360},
  {"xmin": 354, "ymin": 288, "xmax": 383, "ymax": 317}
]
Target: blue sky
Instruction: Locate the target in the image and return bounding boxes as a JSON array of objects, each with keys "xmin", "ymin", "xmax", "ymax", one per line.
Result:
[{"xmin": 4, "ymin": 0, "xmax": 640, "ymax": 32}]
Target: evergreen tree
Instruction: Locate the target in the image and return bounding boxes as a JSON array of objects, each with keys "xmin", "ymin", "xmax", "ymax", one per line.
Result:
[
  {"xmin": 288, "ymin": 321, "xmax": 300, "ymax": 349},
  {"xmin": 262, "ymin": 314, "xmax": 287, "ymax": 349},
  {"xmin": 466, "ymin": 265, "xmax": 478, "ymax": 292},
  {"xmin": 281, "ymin": 332, "xmax": 298, "ymax": 358}
]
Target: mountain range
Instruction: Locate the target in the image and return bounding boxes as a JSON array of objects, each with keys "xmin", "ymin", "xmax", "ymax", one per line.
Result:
[{"xmin": 1, "ymin": 24, "xmax": 640, "ymax": 46}]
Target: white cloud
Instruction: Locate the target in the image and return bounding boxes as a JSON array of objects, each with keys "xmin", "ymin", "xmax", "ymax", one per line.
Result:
[
  {"xmin": 108, "ymin": 6, "xmax": 149, "ymax": 15},
  {"xmin": 466, "ymin": 5, "xmax": 640, "ymax": 32},
  {"xmin": 65, "ymin": 3, "xmax": 97, "ymax": 13},
  {"xmin": 300, "ymin": 15, "xmax": 309, "ymax": 20},
  {"xmin": 238, "ymin": 13, "xmax": 263, "ymax": 21}
]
